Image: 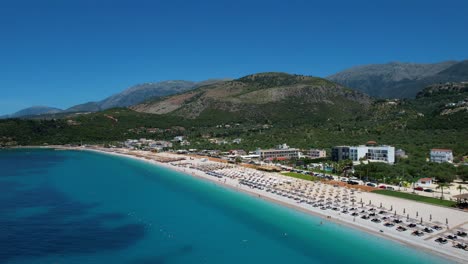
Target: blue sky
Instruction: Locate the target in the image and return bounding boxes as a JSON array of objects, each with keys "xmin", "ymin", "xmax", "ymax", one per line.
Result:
[{"xmin": 1, "ymin": 0, "xmax": 467, "ymax": 115}]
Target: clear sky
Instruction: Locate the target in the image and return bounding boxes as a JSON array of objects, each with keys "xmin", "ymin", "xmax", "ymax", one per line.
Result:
[{"xmin": 1, "ymin": 0, "xmax": 467, "ymax": 115}]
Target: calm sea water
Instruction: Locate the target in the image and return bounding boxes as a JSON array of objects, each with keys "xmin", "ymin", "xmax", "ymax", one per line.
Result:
[{"xmin": 0, "ymin": 149, "xmax": 452, "ymax": 264}]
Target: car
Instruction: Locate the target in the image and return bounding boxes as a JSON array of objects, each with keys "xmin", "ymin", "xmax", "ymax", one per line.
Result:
[
  {"xmin": 367, "ymin": 182, "xmax": 377, "ymax": 187},
  {"xmin": 414, "ymin": 186, "xmax": 424, "ymax": 191},
  {"xmin": 379, "ymin": 185, "xmax": 386, "ymax": 189},
  {"xmin": 385, "ymin": 186, "xmax": 395, "ymax": 190},
  {"xmin": 347, "ymin": 180, "xmax": 359, "ymax": 185},
  {"xmin": 423, "ymin": 188, "xmax": 434, "ymax": 192}
]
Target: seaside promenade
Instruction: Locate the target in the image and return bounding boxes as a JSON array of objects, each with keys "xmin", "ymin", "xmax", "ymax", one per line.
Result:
[{"xmin": 64, "ymin": 146, "xmax": 468, "ymax": 263}]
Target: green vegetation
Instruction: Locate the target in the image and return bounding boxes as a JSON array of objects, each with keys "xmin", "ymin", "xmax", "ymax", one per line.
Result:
[
  {"xmin": 281, "ymin": 172, "xmax": 318, "ymax": 182},
  {"xmin": 458, "ymin": 165, "xmax": 468, "ymax": 182},
  {"xmin": 353, "ymin": 159, "xmax": 457, "ymax": 185},
  {"xmin": 372, "ymin": 190, "xmax": 457, "ymax": 207},
  {"xmin": 1, "ymin": 77, "xmax": 467, "ymax": 192}
]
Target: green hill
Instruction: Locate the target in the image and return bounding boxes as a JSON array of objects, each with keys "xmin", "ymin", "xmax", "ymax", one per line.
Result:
[
  {"xmin": 1, "ymin": 75, "xmax": 467, "ymax": 162},
  {"xmin": 131, "ymin": 73, "xmax": 371, "ymax": 124}
]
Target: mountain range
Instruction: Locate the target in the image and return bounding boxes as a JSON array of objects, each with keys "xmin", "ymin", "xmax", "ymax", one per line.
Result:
[
  {"xmin": 1, "ymin": 73, "xmax": 466, "ymax": 158},
  {"xmin": 328, "ymin": 60, "xmax": 468, "ymax": 98},
  {"xmin": 1, "ymin": 79, "xmax": 227, "ymax": 118},
  {"xmin": 3, "ymin": 59, "xmax": 467, "ymax": 118}
]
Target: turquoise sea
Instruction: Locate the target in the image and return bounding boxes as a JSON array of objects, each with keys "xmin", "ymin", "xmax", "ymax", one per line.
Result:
[{"xmin": 0, "ymin": 149, "xmax": 452, "ymax": 264}]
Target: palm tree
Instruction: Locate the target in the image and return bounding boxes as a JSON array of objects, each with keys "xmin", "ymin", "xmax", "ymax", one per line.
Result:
[
  {"xmin": 436, "ymin": 182, "xmax": 450, "ymax": 199},
  {"xmin": 456, "ymin": 184, "xmax": 468, "ymax": 195}
]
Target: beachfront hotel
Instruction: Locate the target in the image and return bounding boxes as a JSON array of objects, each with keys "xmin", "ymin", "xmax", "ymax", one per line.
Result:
[
  {"xmin": 308, "ymin": 149, "xmax": 326, "ymax": 159},
  {"xmin": 430, "ymin": 148, "xmax": 453, "ymax": 163},
  {"xmin": 350, "ymin": 145, "xmax": 396, "ymax": 164},
  {"xmin": 333, "ymin": 142, "xmax": 395, "ymax": 164},
  {"xmin": 331, "ymin": 146, "xmax": 350, "ymax": 161},
  {"xmin": 255, "ymin": 143, "xmax": 301, "ymax": 160}
]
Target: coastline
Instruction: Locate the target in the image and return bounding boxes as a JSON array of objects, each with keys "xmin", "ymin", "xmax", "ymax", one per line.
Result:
[{"xmin": 9, "ymin": 146, "xmax": 468, "ymax": 263}]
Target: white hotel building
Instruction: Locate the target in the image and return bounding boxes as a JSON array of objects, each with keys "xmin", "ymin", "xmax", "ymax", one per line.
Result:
[
  {"xmin": 430, "ymin": 149, "xmax": 453, "ymax": 163},
  {"xmin": 255, "ymin": 144, "xmax": 301, "ymax": 160},
  {"xmin": 349, "ymin": 145, "xmax": 395, "ymax": 164}
]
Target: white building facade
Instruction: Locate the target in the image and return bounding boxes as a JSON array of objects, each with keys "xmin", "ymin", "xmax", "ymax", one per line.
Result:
[
  {"xmin": 430, "ymin": 149, "xmax": 453, "ymax": 163},
  {"xmin": 255, "ymin": 144, "xmax": 301, "ymax": 160},
  {"xmin": 349, "ymin": 145, "xmax": 395, "ymax": 164}
]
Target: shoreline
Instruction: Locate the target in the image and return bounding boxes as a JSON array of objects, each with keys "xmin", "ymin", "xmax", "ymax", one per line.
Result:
[{"xmin": 8, "ymin": 146, "xmax": 468, "ymax": 263}]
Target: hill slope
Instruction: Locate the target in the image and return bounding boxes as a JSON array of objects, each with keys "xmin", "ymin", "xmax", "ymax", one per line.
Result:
[
  {"xmin": 328, "ymin": 60, "xmax": 468, "ymax": 98},
  {"xmin": 131, "ymin": 72, "xmax": 372, "ymax": 123},
  {"xmin": 65, "ymin": 79, "xmax": 228, "ymax": 112},
  {"xmin": 3, "ymin": 79, "xmax": 229, "ymax": 118}
]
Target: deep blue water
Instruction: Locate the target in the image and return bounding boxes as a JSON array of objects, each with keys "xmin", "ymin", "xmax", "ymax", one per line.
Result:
[{"xmin": 0, "ymin": 149, "xmax": 452, "ymax": 264}]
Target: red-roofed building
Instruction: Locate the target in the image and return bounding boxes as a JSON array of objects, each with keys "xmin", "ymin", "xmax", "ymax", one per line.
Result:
[
  {"xmin": 416, "ymin": 177, "xmax": 434, "ymax": 187},
  {"xmin": 430, "ymin": 149, "xmax": 453, "ymax": 163}
]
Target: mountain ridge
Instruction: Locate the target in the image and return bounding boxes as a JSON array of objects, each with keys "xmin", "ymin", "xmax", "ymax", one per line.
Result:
[
  {"xmin": 2, "ymin": 106, "xmax": 64, "ymax": 119},
  {"xmin": 131, "ymin": 72, "xmax": 372, "ymax": 121},
  {"xmin": 2, "ymin": 79, "xmax": 229, "ymax": 118},
  {"xmin": 327, "ymin": 60, "xmax": 468, "ymax": 98}
]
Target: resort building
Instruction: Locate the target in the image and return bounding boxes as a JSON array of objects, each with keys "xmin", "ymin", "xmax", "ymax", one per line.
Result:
[
  {"xmin": 430, "ymin": 149, "xmax": 453, "ymax": 163},
  {"xmin": 349, "ymin": 145, "xmax": 395, "ymax": 164},
  {"xmin": 255, "ymin": 143, "xmax": 301, "ymax": 160},
  {"xmin": 331, "ymin": 146, "xmax": 350, "ymax": 161},
  {"xmin": 308, "ymin": 149, "xmax": 326, "ymax": 159}
]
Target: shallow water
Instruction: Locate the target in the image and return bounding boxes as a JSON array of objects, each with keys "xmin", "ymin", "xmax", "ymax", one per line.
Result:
[{"xmin": 0, "ymin": 149, "xmax": 452, "ymax": 264}]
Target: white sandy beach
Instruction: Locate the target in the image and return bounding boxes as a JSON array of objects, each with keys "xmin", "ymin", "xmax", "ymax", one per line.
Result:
[{"xmin": 53, "ymin": 146, "xmax": 468, "ymax": 263}]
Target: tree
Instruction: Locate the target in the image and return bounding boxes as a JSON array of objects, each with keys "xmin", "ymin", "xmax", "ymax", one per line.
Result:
[
  {"xmin": 436, "ymin": 182, "xmax": 450, "ymax": 200},
  {"xmin": 456, "ymin": 184, "xmax": 468, "ymax": 195},
  {"xmin": 427, "ymin": 163, "xmax": 456, "ymax": 183},
  {"xmin": 457, "ymin": 165, "xmax": 468, "ymax": 182}
]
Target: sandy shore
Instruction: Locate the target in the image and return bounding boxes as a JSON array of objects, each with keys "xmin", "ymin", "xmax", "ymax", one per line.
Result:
[{"xmin": 33, "ymin": 146, "xmax": 468, "ymax": 263}]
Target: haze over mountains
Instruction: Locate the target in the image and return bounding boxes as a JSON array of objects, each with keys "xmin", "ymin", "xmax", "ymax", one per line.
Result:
[{"xmin": 3, "ymin": 60, "xmax": 467, "ymax": 118}]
